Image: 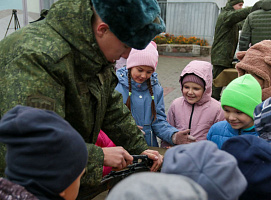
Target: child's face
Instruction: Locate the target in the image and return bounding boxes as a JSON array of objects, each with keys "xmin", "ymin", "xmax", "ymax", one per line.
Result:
[
  {"xmin": 182, "ymin": 82, "xmax": 204, "ymax": 104},
  {"xmin": 131, "ymin": 66, "xmax": 154, "ymax": 83},
  {"xmin": 223, "ymin": 106, "xmax": 254, "ymax": 130},
  {"xmin": 59, "ymin": 169, "xmax": 85, "ymax": 200}
]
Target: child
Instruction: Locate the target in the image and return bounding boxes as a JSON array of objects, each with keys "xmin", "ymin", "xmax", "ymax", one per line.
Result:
[
  {"xmin": 115, "ymin": 41, "xmax": 195, "ymax": 147},
  {"xmin": 161, "ymin": 140, "xmax": 247, "ymax": 200},
  {"xmin": 222, "ymin": 135, "xmax": 271, "ymax": 200},
  {"xmin": 235, "ymin": 40, "xmax": 271, "ymax": 100},
  {"xmin": 207, "ymin": 74, "xmax": 262, "ymax": 149},
  {"xmin": 254, "ymin": 96, "xmax": 271, "ymax": 143},
  {"xmin": 163, "ymin": 60, "xmax": 224, "ymax": 147},
  {"xmin": 106, "ymin": 172, "xmax": 207, "ymax": 200},
  {"xmin": 0, "ymin": 105, "xmax": 88, "ymax": 200}
]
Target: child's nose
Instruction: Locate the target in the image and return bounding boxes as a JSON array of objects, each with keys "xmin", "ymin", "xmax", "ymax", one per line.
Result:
[{"xmin": 228, "ymin": 113, "xmax": 236, "ymax": 120}]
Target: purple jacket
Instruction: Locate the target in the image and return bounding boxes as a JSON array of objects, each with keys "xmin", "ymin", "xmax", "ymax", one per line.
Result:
[
  {"xmin": 0, "ymin": 178, "xmax": 38, "ymax": 200},
  {"xmin": 167, "ymin": 60, "xmax": 225, "ymax": 141}
]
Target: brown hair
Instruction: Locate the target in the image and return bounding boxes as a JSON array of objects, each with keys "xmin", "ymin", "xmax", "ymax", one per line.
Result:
[{"xmin": 125, "ymin": 69, "xmax": 157, "ymax": 121}]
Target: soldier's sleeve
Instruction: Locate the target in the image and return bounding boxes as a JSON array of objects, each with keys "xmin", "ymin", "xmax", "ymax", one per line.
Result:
[
  {"xmin": 102, "ymin": 89, "xmax": 148, "ymax": 155},
  {"xmin": 239, "ymin": 17, "xmax": 251, "ymax": 51},
  {"xmin": 0, "ymin": 54, "xmax": 104, "ymax": 186},
  {"xmin": 224, "ymin": 7, "xmax": 252, "ymax": 25}
]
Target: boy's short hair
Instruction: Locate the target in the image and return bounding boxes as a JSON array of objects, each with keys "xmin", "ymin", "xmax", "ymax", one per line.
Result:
[
  {"xmin": 92, "ymin": 0, "xmax": 165, "ymax": 50},
  {"xmin": 221, "ymin": 74, "xmax": 262, "ymax": 118},
  {"xmin": 0, "ymin": 106, "xmax": 88, "ymax": 197}
]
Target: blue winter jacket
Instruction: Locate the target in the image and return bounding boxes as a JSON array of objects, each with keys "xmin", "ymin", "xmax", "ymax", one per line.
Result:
[
  {"xmin": 207, "ymin": 121, "xmax": 259, "ymax": 149},
  {"xmin": 115, "ymin": 67, "xmax": 179, "ymax": 146}
]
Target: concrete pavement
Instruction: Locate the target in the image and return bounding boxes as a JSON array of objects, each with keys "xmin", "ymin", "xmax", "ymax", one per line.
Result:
[{"xmin": 156, "ymin": 55, "xmax": 211, "ymax": 113}]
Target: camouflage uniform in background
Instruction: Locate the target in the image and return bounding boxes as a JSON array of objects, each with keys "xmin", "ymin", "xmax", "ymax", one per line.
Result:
[
  {"xmin": 0, "ymin": 0, "xmax": 148, "ymax": 194},
  {"xmin": 239, "ymin": 0, "xmax": 271, "ymax": 51},
  {"xmin": 211, "ymin": 2, "xmax": 251, "ymax": 100}
]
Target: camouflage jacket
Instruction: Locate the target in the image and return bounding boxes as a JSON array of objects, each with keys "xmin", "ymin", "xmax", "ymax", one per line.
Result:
[
  {"xmin": 211, "ymin": 3, "xmax": 251, "ymax": 67},
  {"xmin": 0, "ymin": 0, "xmax": 148, "ymax": 190},
  {"xmin": 239, "ymin": 0, "xmax": 271, "ymax": 51}
]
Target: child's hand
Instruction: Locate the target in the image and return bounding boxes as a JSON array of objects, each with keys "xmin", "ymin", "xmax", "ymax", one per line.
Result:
[{"xmin": 172, "ymin": 129, "xmax": 196, "ymax": 144}]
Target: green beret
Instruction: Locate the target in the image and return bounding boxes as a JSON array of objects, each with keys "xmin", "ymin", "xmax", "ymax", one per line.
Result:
[{"xmin": 92, "ymin": 0, "xmax": 165, "ymax": 50}]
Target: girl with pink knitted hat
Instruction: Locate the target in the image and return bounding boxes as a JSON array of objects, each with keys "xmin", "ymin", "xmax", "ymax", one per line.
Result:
[{"xmin": 115, "ymin": 41, "xmax": 196, "ymax": 146}]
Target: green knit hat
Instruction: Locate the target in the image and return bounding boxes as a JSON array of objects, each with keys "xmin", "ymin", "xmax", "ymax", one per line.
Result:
[
  {"xmin": 221, "ymin": 74, "xmax": 262, "ymax": 119},
  {"xmin": 228, "ymin": 0, "xmax": 244, "ymax": 6}
]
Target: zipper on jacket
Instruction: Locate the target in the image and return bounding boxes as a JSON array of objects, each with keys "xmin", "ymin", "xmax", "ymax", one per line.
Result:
[
  {"xmin": 150, "ymin": 130, "xmax": 153, "ymax": 146},
  {"xmin": 238, "ymin": 129, "xmax": 241, "ymax": 135},
  {"xmin": 188, "ymin": 104, "xmax": 195, "ymax": 135}
]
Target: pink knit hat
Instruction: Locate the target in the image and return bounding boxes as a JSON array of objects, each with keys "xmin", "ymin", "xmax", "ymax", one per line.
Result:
[
  {"xmin": 126, "ymin": 41, "xmax": 158, "ymax": 71},
  {"xmin": 182, "ymin": 74, "xmax": 205, "ymax": 88},
  {"xmin": 236, "ymin": 40, "xmax": 271, "ymax": 101}
]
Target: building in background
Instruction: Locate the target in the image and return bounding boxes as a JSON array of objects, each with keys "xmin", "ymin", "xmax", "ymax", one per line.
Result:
[
  {"xmin": 0, "ymin": 0, "xmax": 57, "ymax": 40},
  {"xmin": 158, "ymin": 0, "xmax": 227, "ymax": 46}
]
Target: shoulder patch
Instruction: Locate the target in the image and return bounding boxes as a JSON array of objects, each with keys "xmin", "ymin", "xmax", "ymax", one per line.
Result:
[{"xmin": 27, "ymin": 95, "xmax": 56, "ymax": 111}]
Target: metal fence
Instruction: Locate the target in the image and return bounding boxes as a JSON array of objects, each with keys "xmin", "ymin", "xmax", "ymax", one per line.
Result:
[{"xmin": 158, "ymin": 1, "xmax": 219, "ymax": 45}]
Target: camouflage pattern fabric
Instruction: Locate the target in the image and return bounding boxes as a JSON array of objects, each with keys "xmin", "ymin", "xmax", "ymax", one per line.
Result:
[
  {"xmin": 211, "ymin": 2, "xmax": 251, "ymax": 68},
  {"xmin": 0, "ymin": 0, "xmax": 148, "ymax": 191},
  {"xmin": 239, "ymin": 0, "xmax": 271, "ymax": 51}
]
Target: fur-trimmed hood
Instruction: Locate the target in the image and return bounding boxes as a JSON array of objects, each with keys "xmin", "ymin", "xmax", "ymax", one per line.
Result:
[{"xmin": 236, "ymin": 40, "xmax": 271, "ymax": 100}]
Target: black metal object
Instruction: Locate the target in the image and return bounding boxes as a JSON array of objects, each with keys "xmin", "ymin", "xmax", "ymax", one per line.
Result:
[
  {"xmin": 78, "ymin": 155, "xmax": 153, "ymax": 200},
  {"xmin": 5, "ymin": 9, "xmax": 21, "ymax": 38}
]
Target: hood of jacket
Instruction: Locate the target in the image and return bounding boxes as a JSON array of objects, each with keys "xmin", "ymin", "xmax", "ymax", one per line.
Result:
[
  {"xmin": 116, "ymin": 66, "xmax": 159, "ymax": 91},
  {"xmin": 262, "ymin": 0, "xmax": 271, "ymax": 11},
  {"xmin": 180, "ymin": 60, "xmax": 212, "ymax": 105},
  {"xmin": 45, "ymin": 0, "xmax": 110, "ymax": 79}
]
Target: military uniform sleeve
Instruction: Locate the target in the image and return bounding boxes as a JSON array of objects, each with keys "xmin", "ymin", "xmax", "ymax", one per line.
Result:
[
  {"xmin": 0, "ymin": 53, "xmax": 105, "ymax": 186},
  {"xmin": 239, "ymin": 16, "xmax": 252, "ymax": 51},
  {"xmin": 102, "ymin": 89, "xmax": 148, "ymax": 155},
  {"xmin": 223, "ymin": 7, "xmax": 251, "ymax": 26}
]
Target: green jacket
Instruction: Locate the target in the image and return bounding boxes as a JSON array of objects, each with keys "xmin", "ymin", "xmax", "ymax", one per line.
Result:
[
  {"xmin": 239, "ymin": 0, "xmax": 271, "ymax": 51},
  {"xmin": 0, "ymin": 0, "xmax": 148, "ymax": 191},
  {"xmin": 211, "ymin": 3, "xmax": 251, "ymax": 67}
]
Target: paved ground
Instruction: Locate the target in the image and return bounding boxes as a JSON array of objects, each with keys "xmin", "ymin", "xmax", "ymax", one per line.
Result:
[{"xmin": 92, "ymin": 55, "xmax": 211, "ymax": 200}]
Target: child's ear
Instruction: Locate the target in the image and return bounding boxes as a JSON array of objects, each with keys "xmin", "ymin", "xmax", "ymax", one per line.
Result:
[
  {"xmin": 96, "ymin": 22, "xmax": 109, "ymax": 37},
  {"xmin": 236, "ymin": 51, "xmax": 246, "ymax": 61}
]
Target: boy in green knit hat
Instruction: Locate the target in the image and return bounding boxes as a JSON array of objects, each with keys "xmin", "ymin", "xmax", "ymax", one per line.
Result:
[{"xmin": 207, "ymin": 74, "xmax": 262, "ymax": 148}]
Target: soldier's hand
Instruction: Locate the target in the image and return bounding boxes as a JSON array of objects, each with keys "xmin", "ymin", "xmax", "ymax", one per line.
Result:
[
  {"xmin": 141, "ymin": 149, "xmax": 163, "ymax": 172},
  {"xmin": 172, "ymin": 129, "xmax": 196, "ymax": 144},
  {"xmin": 102, "ymin": 147, "xmax": 133, "ymax": 170}
]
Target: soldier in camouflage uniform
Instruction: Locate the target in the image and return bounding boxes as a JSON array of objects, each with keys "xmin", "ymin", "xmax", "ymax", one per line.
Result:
[
  {"xmin": 0, "ymin": 0, "xmax": 165, "ymax": 198},
  {"xmin": 239, "ymin": 0, "xmax": 271, "ymax": 51},
  {"xmin": 211, "ymin": 0, "xmax": 252, "ymax": 100}
]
